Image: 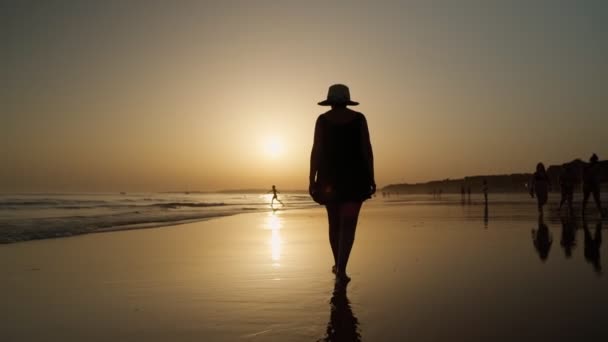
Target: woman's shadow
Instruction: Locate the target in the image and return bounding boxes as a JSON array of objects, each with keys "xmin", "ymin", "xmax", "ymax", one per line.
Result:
[{"xmin": 319, "ymin": 282, "xmax": 361, "ymax": 342}]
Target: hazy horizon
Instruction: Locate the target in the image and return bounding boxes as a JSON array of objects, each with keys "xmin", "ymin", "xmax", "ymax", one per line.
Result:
[{"xmin": 3, "ymin": 0, "xmax": 608, "ymax": 193}]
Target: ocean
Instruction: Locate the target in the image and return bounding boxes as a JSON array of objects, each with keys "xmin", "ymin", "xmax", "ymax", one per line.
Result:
[
  {"xmin": 1, "ymin": 191, "xmax": 604, "ymax": 244},
  {"xmin": 0, "ymin": 192, "xmax": 315, "ymax": 243}
]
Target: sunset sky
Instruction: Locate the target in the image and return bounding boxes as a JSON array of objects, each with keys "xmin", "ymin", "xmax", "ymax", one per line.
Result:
[{"xmin": 2, "ymin": 0, "xmax": 607, "ymax": 192}]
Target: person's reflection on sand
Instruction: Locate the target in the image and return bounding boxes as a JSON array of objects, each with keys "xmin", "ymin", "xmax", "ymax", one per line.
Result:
[
  {"xmin": 583, "ymin": 219, "xmax": 602, "ymax": 275},
  {"xmin": 560, "ymin": 216, "xmax": 577, "ymax": 258},
  {"xmin": 319, "ymin": 281, "xmax": 361, "ymax": 342},
  {"xmin": 532, "ymin": 215, "xmax": 552, "ymax": 262},
  {"xmin": 483, "ymin": 203, "xmax": 489, "ymax": 229}
]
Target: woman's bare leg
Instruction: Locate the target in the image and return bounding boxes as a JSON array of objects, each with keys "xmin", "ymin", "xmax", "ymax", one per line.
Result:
[
  {"xmin": 583, "ymin": 188, "xmax": 591, "ymax": 216},
  {"xmin": 325, "ymin": 204, "xmax": 341, "ymax": 271},
  {"xmin": 593, "ymin": 190, "xmax": 604, "ymax": 217},
  {"xmin": 336, "ymin": 202, "xmax": 362, "ymax": 278}
]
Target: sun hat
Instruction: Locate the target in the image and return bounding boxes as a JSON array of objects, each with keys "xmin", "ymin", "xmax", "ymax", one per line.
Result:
[{"xmin": 318, "ymin": 84, "xmax": 359, "ymax": 106}]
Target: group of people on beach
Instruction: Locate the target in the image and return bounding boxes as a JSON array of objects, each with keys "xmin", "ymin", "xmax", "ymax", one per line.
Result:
[
  {"xmin": 460, "ymin": 181, "xmax": 489, "ymax": 205},
  {"xmin": 529, "ymin": 153, "xmax": 604, "ymax": 217},
  {"xmin": 460, "ymin": 186, "xmax": 472, "ymax": 202}
]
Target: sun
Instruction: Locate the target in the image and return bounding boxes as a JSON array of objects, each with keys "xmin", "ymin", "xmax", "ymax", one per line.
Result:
[{"xmin": 263, "ymin": 136, "xmax": 284, "ymax": 158}]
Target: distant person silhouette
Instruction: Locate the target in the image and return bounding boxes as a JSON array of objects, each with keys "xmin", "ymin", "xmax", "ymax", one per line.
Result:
[
  {"xmin": 560, "ymin": 216, "xmax": 577, "ymax": 258},
  {"xmin": 532, "ymin": 215, "xmax": 552, "ymax": 262},
  {"xmin": 267, "ymin": 185, "xmax": 284, "ymax": 208},
  {"xmin": 583, "ymin": 219, "xmax": 602, "ymax": 274},
  {"xmin": 309, "ymin": 84, "xmax": 375, "ymax": 283},
  {"xmin": 582, "ymin": 153, "xmax": 604, "ymax": 217},
  {"xmin": 558, "ymin": 163, "xmax": 576, "ymax": 213},
  {"xmin": 529, "ymin": 163, "xmax": 550, "ymax": 215},
  {"xmin": 483, "ymin": 203, "xmax": 489, "ymax": 229},
  {"xmin": 482, "ymin": 179, "xmax": 488, "ymax": 205}
]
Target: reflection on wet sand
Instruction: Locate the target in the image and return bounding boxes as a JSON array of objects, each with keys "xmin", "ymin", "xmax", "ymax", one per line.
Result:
[
  {"xmin": 560, "ymin": 216, "xmax": 577, "ymax": 258},
  {"xmin": 530, "ymin": 214, "xmax": 605, "ymax": 276},
  {"xmin": 583, "ymin": 219, "xmax": 602, "ymax": 275},
  {"xmin": 532, "ymin": 215, "xmax": 552, "ymax": 262},
  {"xmin": 319, "ymin": 281, "xmax": 360, "ymax": 342},
  {"xmin": 484, "ymin": 203, "xmax": 488, "ymax": 229},
  {"xmin": 265, "ymin": 211, "xmax": 283, "ymax": 268}
]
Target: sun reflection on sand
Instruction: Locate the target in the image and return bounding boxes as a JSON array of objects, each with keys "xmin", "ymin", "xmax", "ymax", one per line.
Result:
[{"xmin": 264, "ymin": 212, "xmax": 283, "ymax": 268}]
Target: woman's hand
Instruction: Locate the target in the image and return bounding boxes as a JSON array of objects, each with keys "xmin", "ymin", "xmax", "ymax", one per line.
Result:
[{"xmin": 309, "ymin": 183, "xmax": 317, "ymax": 198}]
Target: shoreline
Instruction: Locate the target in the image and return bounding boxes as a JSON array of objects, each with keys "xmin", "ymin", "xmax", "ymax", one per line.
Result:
[
  {"xmin": 2, "ymin": 192, "xmax": 604, "ymax": 245},
  {"xmin": 0, "ymin": 205, "xmax": 310, "ymax": 245}
]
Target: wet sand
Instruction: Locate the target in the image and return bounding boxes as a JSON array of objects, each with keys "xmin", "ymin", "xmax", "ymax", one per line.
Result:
[{"xmin": 1, "ymin": 198, "xmax": 608, "ymax": 341}]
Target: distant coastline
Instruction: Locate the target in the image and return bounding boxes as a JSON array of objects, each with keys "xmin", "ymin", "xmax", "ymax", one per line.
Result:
[
  {"xmin": 384, "ymin": 159, "xmax": 608, "ymax": 194},
  {"xmin": 142, "ymin": 159, "xmax": 608, "ymax": 195}
]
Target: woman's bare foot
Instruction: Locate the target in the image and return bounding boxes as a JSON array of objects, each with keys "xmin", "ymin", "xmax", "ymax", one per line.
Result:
[{"xmin": 335, "ymin": 271, "xmax": 351, "ymax": 284}]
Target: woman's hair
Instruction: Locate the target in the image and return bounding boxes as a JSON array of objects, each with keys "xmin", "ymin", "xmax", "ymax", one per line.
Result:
[
  {"xmin": 536, "ymin": 162, "xmax": 546, "ymax": 174},
  {"xmin": 590, "ymin": 153, "xmax": 599, "ymax": 162}
]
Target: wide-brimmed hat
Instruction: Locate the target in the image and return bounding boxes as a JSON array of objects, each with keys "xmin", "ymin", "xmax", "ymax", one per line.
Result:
[{"xmin": 318, "ymin": 84, "xmax": 359, "ymax": 106}]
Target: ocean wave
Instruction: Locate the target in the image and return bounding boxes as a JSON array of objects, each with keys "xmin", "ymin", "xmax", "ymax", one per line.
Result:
[
  {"xmin": 0, "ymin": 199, "xmax": 107, "ymax": 207},
  {"xmin": 0, "ymin": 201, "xmax": 228, "ymax": 210},
  {"xmin": 0, "ymin": 209, "xmax": 249, "ymax": 244},
  {"xmin": 154, "ymin": 202, "xmax": 226, "ymax": 209}
]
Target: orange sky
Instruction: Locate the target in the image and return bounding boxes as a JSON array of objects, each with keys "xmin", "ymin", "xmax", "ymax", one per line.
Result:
[{"xmin": 2, "ymin": 1, "xmax": 607, "ymax": 192}]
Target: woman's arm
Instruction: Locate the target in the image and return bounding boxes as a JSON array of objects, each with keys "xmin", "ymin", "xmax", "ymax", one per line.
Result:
[
  {"xmin": 360, "ymin": 114, "xmax": 376, "ymax": 193},
  {"xmin": 309, "ymin": 115, "xmax": 323, "ymax": 185},
  {"xmin": 529, "ymin": 175, "xmax": 535, "ymax": 197}
]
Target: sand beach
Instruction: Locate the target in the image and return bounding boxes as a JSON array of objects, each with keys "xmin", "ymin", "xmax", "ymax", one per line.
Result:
[{"xmin": 2, "ymin": 196, "xmax": 608, "ymax": 341}]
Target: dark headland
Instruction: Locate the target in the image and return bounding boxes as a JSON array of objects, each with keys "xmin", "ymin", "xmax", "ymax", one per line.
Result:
[{"xmin": 383, "ymin": 159, "xmax": 608, "ymax": 194}]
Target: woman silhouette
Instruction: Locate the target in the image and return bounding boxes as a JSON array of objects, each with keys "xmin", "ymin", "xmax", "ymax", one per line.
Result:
[
  {"xmin": 529, "ymin": 162, "xmax": 550, "ymax": 215},
  {"xmin": 309, "ymin": 84, "xmax": 375, "ymax": 282}
]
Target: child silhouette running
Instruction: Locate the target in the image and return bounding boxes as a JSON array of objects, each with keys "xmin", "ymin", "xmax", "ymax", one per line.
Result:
[{"xmin": 267, "ymin": 185, "xmax": 285, "ymax": 208}]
